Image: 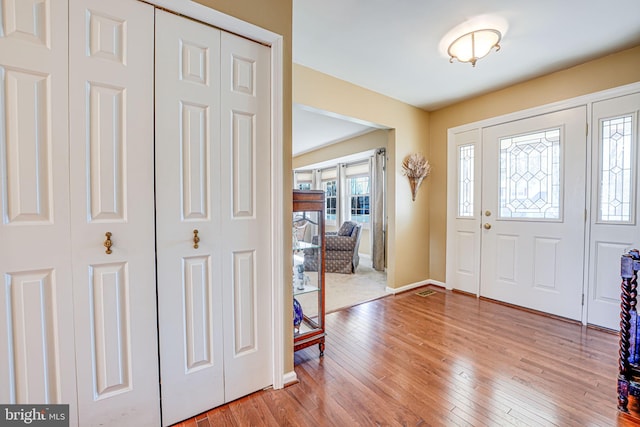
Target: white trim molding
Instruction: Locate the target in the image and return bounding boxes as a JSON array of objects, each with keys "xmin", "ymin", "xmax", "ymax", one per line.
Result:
[
  {"xmin": 386, "ymin": 279, "xmax": 428, "ymax": 294},
  {"xmin": 427, "ymin": 279, "xmax": 447, "ymax": 289},
  {"xmin": 282, "ymin": 370, "xmax": 298, "ymax": 387},
  {"xmin": 146, "ymin": 0, "xmax": 279, "ymax": 44},
  {"xmin": 449, "ymin": 81, "xmax": 640, "ymax": 135},
  {"xmin": 386, "ymin": 279, "xmax": 447, "ymax": 295},
  {"xmin": 270, "ymin": 36, "xmax": 286, "ymax": 390}
]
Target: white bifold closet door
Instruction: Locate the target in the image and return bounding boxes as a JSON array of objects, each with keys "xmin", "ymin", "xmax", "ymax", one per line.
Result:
[
  {"xmin": 155, "ymin": 10, "xmax": 272, "ymax": 426},
  {"xmin": 0, "ymin": 0, "xmax": 78, "ymax": 419},
  {"xmin": 0, "ymin": 0, "xmax": 160, "ymax": 426},
  {"xmin": 68, "ymin": 0, "xmax": 161, "ymax": 425}
]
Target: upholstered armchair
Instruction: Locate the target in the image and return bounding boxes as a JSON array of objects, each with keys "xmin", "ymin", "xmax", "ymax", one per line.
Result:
[{"xmin": 304, "ymin": 221, "xmax": 362, "ymax": 274}]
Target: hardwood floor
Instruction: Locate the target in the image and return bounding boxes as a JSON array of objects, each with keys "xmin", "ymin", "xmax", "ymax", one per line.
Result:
[{"xmin": 174, "ymin": 286, "xmax": 639, "ymax": 426}]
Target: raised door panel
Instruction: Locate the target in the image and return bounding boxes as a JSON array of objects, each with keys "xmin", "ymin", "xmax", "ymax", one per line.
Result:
[
  {"xmin": 183, "ymin": 256, "xmax": 215, "ymax": 373},
  {"xmin": 155, "ymin": 10, "xmax": 224, "ymax": 426},
  {"xmin": 87, "ymin": 83, "xmax": 126, "ymax": 222},
  {"xmin": 1, "ymin": 0, "xmax": 50, "ymax": 48},
  {"xmin": 232, "ymin": 250, "xmax": 257, "ymax": 355},
  {"xmin": 68, "ymin": 0, "xmax": 159, "ymax": 425},
  {"xmin": 0, "ymin": 0, "xmax": 78, "ymax": 420},
  {"xmin": 88, "ymin": 262, "xmax": 131, "ymax": 400},
  {"xmin": 496, "ymin": 234, "xmax": 518, "ymax": 285},
  {"xmin": 2, "ymin": 69, "xmax": 51, "ymax": 224},
  {"xmin": 5, "ymin": 270, "xmax": 59, "ymax": 403},
  {"xmin": 181, "ymin": 102, "xmax": 210, "ymax": 220},
  {"xmin": 220, "ymin": 31, "xmax": 272, "ymax": 402}
]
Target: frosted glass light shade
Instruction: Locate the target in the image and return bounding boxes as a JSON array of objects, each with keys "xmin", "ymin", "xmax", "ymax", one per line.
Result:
[{"xmin": 448, "ymin": 29, "xmax": 501, "ymax": 67}]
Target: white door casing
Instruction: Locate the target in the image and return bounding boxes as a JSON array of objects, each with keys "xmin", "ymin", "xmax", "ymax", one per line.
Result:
[
  {"xmin": 155, "ymin": 10, "xmax": 272, "ymax": 425},
  {"xmin": 446, "ymin": 129, "xmax": 482, "ymax": 295},
  {"xmin": 586, "ymin": 93, "xmax": 640, "ymax": 330},
  {"xmin": 0, "ymin": 0, "xmax": 79, "ymax": 421},
  {"xmin": 480, "ymin": 107, "xmax": 587, "ymax": 320},
  {"xmin": 68, "ymin": 0, "xmax": 160, "ymax": 425}
]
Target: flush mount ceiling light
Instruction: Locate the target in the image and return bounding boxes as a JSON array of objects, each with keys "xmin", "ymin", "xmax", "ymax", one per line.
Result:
[{"xmin": 448, "ymin": 29, "xmax": 501, "ymax": 67}]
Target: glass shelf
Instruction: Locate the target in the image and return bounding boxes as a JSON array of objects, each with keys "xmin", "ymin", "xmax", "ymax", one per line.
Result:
[
  {"xmin": 293, "ymin": 241, "xmax": 320, "ymax": 251},
  {"xmin": 293, "ymin": 283, "xmax": 320, "ymax": 296},
  {"xmin": 294, "ymin": 316, "xmax": 321, "ymax": 337}
]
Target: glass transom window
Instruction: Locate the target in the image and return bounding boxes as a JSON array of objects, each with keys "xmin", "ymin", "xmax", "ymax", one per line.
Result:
[{"xmin": 499, "ymin": 128, "xmax": 561, "ymax": 220}]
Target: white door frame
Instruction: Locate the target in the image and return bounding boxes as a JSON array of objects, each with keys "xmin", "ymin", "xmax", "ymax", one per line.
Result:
[
  {"xmin": 446, "ymin": 81, "xmax": 640, "ymax": 326},
  {"xmin": 143, "ymin": 0, "xmax": 286, "ymax": 388}
]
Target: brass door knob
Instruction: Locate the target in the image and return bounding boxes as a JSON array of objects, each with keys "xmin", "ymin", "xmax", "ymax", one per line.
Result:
[
  {"xmin": 483, "ymin": 223, "xmax": 492, "ymax": 230},
  {"xmin": 104, "ymin": 232, "xmax": 113, "ymax": 254},
  {"xmin": 193, "ymin": 229, "xmax": 200, "ymax": 249}
]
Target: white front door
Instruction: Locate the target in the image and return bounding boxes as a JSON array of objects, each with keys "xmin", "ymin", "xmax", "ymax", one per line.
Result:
[
  {"xmin": 68, "ymin": 0, "xmax": 160, "ymax": 425},
  {"xmin": 155, "ymin": 10, "xmax": 272, "ymax": 425},
  {"xmin": 480, "ymin": 107, "xmax": 587, "ymax": 320},
  {"xmin": 0, "ymin": 0, "xmax": 79, "ymax": 417},
  {"xmin": 586, "ymin": 92, "xmax": 640, "ymax": 330}
]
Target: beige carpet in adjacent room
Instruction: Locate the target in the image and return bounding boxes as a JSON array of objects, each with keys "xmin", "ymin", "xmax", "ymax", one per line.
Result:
[
  {"xmin": 325, "ymin": 263, "xmax": 388, "ymax": 312},
  {"xmin": 296, "ymin": 262, "xmax": 388, "ymax": 316}
]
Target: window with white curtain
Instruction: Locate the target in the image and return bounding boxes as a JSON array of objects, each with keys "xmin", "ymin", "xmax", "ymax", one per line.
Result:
[
  {"xmin": 345, "ymin": 162, "xmax": 370, "ymax": 227},
  {"xmin": 294, "ymin": 170, "xmax": 313, "ymax": 190},
  {"xmin": 323, "ymin": 180, "xmax": 337, "ymax": 224},
  {"xmin": 347, "ymin": 176, "xmax": 370, "ymax": 224},
  {"xmin": 320, "ymin": 167, "xmax": 338, "ymax": 225}
]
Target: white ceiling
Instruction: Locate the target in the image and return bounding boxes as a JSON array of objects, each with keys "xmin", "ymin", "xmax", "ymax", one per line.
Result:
[
  {"xmin": 292, "ymin": 0, "xmax": 640, "ymax": 155},
  {"xmin": 293, "ymin": 104, "xmax": 384, "ymax": 155}
]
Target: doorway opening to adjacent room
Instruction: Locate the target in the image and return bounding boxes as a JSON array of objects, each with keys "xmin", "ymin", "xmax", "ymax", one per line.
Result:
[{"xmin": 292, "ymin": 105, "xmax": 390, "ymax": 311}]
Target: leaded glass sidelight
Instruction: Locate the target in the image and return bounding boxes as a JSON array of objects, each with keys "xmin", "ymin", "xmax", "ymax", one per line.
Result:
[
  {"xmin": 458, "ymin": 144, "xmax": 474, "ymax": 217},
  {"xmin": 499, "ymin": 129, "xmax": 561, "ymax": 220},
  {"xmin": 599, "ymin": 115, "xmax": 634, "ymax": 223}
]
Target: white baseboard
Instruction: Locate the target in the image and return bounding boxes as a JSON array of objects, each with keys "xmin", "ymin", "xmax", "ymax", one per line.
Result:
[
  {"xmin": 386, "ymin": 279, "xmax": 447, "ymax": 294},
  {"xmin": 386, "ymin": 280, "xmax": 428, "ymax": 294},
  {"xmin": 282, "ymin": 370, "xmax": 298, "ymax": 387},
  {"xmin": 428, "ymin": 279, "xmax": 447, "ymax": 289}
]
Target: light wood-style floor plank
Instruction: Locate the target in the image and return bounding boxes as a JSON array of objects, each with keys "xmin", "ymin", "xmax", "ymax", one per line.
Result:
[{"xmin": 176, "ymin": 286, "xmax": 638, "ymax": 426}]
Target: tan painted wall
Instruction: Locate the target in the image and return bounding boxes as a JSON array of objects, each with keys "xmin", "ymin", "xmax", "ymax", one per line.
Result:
[
  {"xmin": 293, "ymin": 129, "xmax": 389, "ymax": 256},
  {"xmin": 294, "ymin": 64, "xmax": 431, "ymax": 289},
  {"xmin": 193, "ymin": 0, "xmax": 296, "ymax": 375},
  {"xmin": 428, "ymin": 45, "xmax": 640, "ymax": 283}
]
